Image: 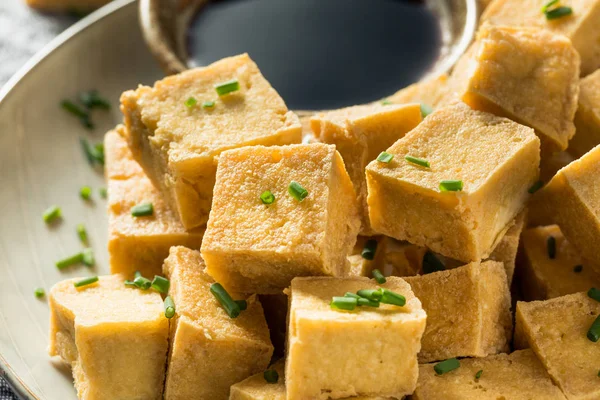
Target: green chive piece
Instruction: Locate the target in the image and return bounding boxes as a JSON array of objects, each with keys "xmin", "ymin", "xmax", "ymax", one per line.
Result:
[
  {"xmin": 545, "ymin": 6, "xmax": 572, "ymax": 19},
  {"xmin": 423, "ymin": 251, "xmax": 445, "ymax": 274},
  {"xmin": 434, "ymin": 358, "xmax": 460, "ymax": 375},
  {"xmin": 361, "ymin": 239, "xmax": 378, "ymax": 260},
  {"xmin": 439, "ymin": 180, "xmax": 463, "ymax": 192},
  {"xmin": 547, "ymin": 236, "xmax": 556, "ymax": 259},
  {"xmin": 405, "ymin": 155, "xmax": 430, "ymax": 168},
  {"xmin": 420, "ymin": 103, "xmax": 433, "ymax": 118},
  {"xmin": 260, "ymin": 190, "xmax": 276, "ymax": 205},
  {"xmin": 357, "ymin": 297, "xmax": 380, "ymax": 307},
  {"xmin": 377, "ymin": 151, "xmax": 394, "ymax": 163},
  {"xmin": 164, "ymin": 296, "xmax": 176, "ymax": 319},
  {"xmin": 210, "ymin": 283, "xmax": 242, "ymax": 318},
  {"xmin": 151, "ymin": 276, "xmax": 170, "ymax": 293},
  {"xmin": 79, "ymin": 137, "xmax": 103, "ymax": 165},
  {"xmin": 184, "ymin": 97, "xmax": 197, "ymax": 108},
  {"xmin": 79, "ymin": 90, "xmax": 110, "ymax": 110},
  {"xmin": 344, "ymin": 292, "xmax": 361, "ymax": 299},
  {"xmin": 235, "ymin": 300, "xmax": 248, "ymax": 311},
  {"xmin": 215, "ymin": 79, "xmax": 240, "ymax": 96},
  {"xmin": 124, "ymin": 280, "xmax": 136, "ymax": 287},
  {"xmin": 34, "ymin": 288, "xmax": 45, "ymax": 298},
  {"xmin": 381, "ymin": 99, "xmax": 392, "ymax": 105},
  {"xmin": 588, "ymin": 288, "xmax": 600, "ymax": 303},
  {"xmin": 134, "ymin": 271, "xmax": 142, "ymax": 279},
  {"xmin": 134, "ymin": 275, "xmax": 152, "ymax": 290},
  {"xmin": 356, "ymin": 289, "xmax": 383, "ymax": 302},
  {"xmin": 74, "ymin": 276, "xmax": 99, "ymax": 288},
  {"xmin": 574, "ymin": 265, "xmax": 583, "ymax": 273},
  {"xmin": 82, "ymin": 248, "xmax": 94, "ymax": 267},
  {"xmin": 528, "ymin": 181, "xmax": 544, "ymax": 194},
  {"xmin": 131, "ymin": 203, "xmax": 154, "ymax": 217},
  {"xmin": 379, "ymin": 288, "xmax": 406, "ymax": 306},
  {"xmin": 93, "ymin": 143, "xmax": 105, "ymax": 165},
  {"xmin": 475, "ymin": 369, "xmax": 483, "ymax": 380},
  {"xmin": 372, "ymin": 269, "xmax": 387, "ymax": 284},
  {"xmin": 330, "ymin": 296, "xmax": 357, "ymax": 311},
  {"xmin": 587, "ymin": 315, "xmax": 600, "ymax": 342},
  {"xmin": 202, "ymin": 100, "xmax": 215, "ymax": 109},
  {"xmin": 56, "ymin": 252, "xmax": 84, "ymax": 270},
  {"xmin": 541, "ymin": 0, "xmax": 559, "ymax": 12},
  {"xmin": 43, "ymin": 205, "xmax": 62, "ymax": 224},
  {"xmin": 76, "ymin": 224, "xmax": 88, "ymax": 244},
  {"xmin": 99, "ymin": 187, "xmax": 108, "ymax": 199},
  {"xmin": 61, "ymin": 100, "xmax": 93, "ymax": 129},
  {"xmin": 288, "ymin": 181, "xmax": 308, "ymax": 202},
  {"xmin": 264, "ymin": 369, "xmax": 279, "ymax": 384},
  {"xmin": 80, "ymin": 186, "xmax": 92, "ymax": 200}
]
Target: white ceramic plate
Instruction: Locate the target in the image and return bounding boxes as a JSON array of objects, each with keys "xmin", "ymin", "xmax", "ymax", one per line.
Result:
[{"xmin": 0, "ymin": 1, "xmax": 162, "ymax": 398}]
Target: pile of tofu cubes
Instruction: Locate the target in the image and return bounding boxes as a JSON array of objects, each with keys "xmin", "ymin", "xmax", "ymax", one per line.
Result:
[{"xmin": 48, "ymin": 0, "xmax": 600, "ymax": 398}]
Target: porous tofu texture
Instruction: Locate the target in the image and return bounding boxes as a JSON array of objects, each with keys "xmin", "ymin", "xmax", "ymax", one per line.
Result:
[
  {"xmin": 386, "ymin": 73, "xmax": 453, "ymax": 109},
  {"xmin": 413, "ymin": 349, "xmax": 566, "ymax": 400},
  {"xmin": 572, "ymin": 69, "xmax": 600, "ymax": 158},
  {"xmin": 311, "ymin": 103, "xmax": 422, "ymax": 234},
  {"xmin": 162, "ymin": 247, "xmax": 273, "ymax": 400},
  {"xmin": 486, "ymin": 209, "xmax": 526, "ymax": 284},
  {"xmin": 515, "ymin": 293, "xmax": 600, "ymax": 400},
  {"xmin": 48, "ymin": 274, "xmax": 168, "ymax": 400},
  {"xmin": 404, "ymin": 261, "xmax": 512, "ymax": 363},
  {"xmin": 121, "ymin": 53, "xmax": 302, "ymax": 229},
  {"xmin": 365, "ymin": 102, "xmax": 540, "ymax": 263},
  {"xmin": 25, "ymin": 0, "xmax": 109, "ymax": 11},
  {"xmin": 105, "ymin": 127, "xmax": 204, "ymax": 278},
  {"xmin": 519, "ymin": 225, "xmax": 600, "ymax": 300},
  {"xmin": 482, "ymin": 0, "xmax": 600, "ymax": 75},
  {"xmin": 458, "ymin": 25, "xmax": 579, "ymax": 152},
  {"xmin": 201, "ymin": 144, "xmax": 360, "ymax": 294},
  {"xmin": 286, "ymin": 276, "xmax": 426, "ymax": 400}
]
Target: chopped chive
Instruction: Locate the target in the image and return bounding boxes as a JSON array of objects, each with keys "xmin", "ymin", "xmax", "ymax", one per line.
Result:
[
  {"xmin": 439, "ymin": 180, "xmax": 463, "ymax": 192},
  {"xmin": 260, "ymin": 190, "xmax": 276, "ymax": 205},
  {"xmin": 405, "ymin": 155, "xmax": 430, "ymax": 168},
  {"xmin": 134, "ymin": 271, "xmax": 142, "ymax": 279},
  {"xmin": 545, "ymin": 6, "xmax": 572, "ymax": 19},
  {"xmin": 381, "ymin": 99, "xmax": 392, "ymax": 105},
  {"xmin": 372, "ymin": 269, "xmax": 387, "ymax": 284},
  {"xmin": 61, "ymin": 100, "xmax": 93, "ymax": 129},
  {"xmin": 76, "ymin": 223, "xmax": 87, "ymax": 244},
  {"xmin": 574, "ymin": 265, "xmax": 583, "ymax": 273},
  {"xmin": 215, "ymin": 79, "xmax": 240, "ymax": 96},
  {"xmin": 151, "ymin": 276, "xmax": 170, "ymax": 293},
  {"xmin": 202, "ymin": 100, "xmax": 215, "ymax": 109},
  {"xmin": 423, "ymin": 251, "xmax": 445, "ymax": 274},
  {"xmin": 330, "ymin": 296, "xmax": 357, "ymax": 311},
  {"xmin": 344, "ymin": 292, "xmax": 361, "ymax": 299},
  {"xmin": 235, "ymin": 300, "xmax": 248, "ymax": 311},
  {"xmin": 264, "ymin": 369, "xmax": 279, "ymax": 384},
  {"xmin": 164, "ymin": 296, "xmax": 175, "ymax": 319},
  {"xmin": 74, "ymin": 276, "xmax": 99, "ymax": 288},
  {"xmin": 377, "ymin": 151, "xmax": 394, "ymax": 163},
  {"xmin": 184, "ymin": 97, "xmax": 197, "ymax": 108},
  {"xmin": 131, "ymin": 203, "xmax": 153, "ymax": 217},
  {"xmin": 475, "ymin": 369, "xmax": 483, "ymax": 380},
  {"xmin": 79, "ymin": 90, "xmax": 111, "ymax": 110},
  {"xmin": 210, "ymin": 283, "xmax": 242, "ymax": 318},
  {"xmin": 588, "ymin": 288, "xmax": 600, "ymax": 303},
  {"xmin": 361, "ymin": 239, "xmax": 378, "ymax": 260},
  {"xmin": 541, "ymin": 0, "xmax": 559, "ymax": 12},
  {"xmin": 124, "ymin": 280, "xmax": 136, "ymax": 287},
  {"xmin": 357, "ymin": 297, "xmax": 380, "ymax": 307},
  {"xmin": 34, "ymin": 288, "xmax": 45, "ymax": 298},
  {"xmin": 357, "ymin": 289, "xmax": 383, "ymax": 302},
  {"xmin": 80, "ymin": 137, "xmax": 103, "ymax": 166},
  {"xmin": 434, "ymin": 358, "xmax": 460, "ymax": 375},
  {"xmin": 43, "ymin": 205, "xmax": 62, "ymax": 224},
  {"xmin": 528, "ymin": 181, "xmax": 544, "ymax": 194},
  {"xmin": 99, "ymin": 187, "xmax": 108, "ymax": 199},
  {"xmin": 587, "ymin": 315, "xmax": 600, "ymax": 342},
  {"xmin": 379, "ymin": 288, "xmax": 406, "ymax": 306},
  {"xmin": 80, "ymin": 186, "xmax": 92, "ymax": 200},
  {"xmin": 56, "ymin": 252, "xmax": 84, "ymax": 270},
  {"xmin": 134, "ymin": 275, "xmax": 152, "ymax": 290},
  {"xmin": 420, "ymin": 103, "xmax": 433, "ymax": 118},
  {"xmin": 82, "ymin": 248, "xmax": 94, "ymax": 267},
  {"xmin": 288, "ymin": 181, "xmax": 308, "ymax": 202},
  {"xmin": 93, "ymin": 143, "xmax": 105, "ymax": 165},
  {"xmin": 547, "ymin": 236, "xmax": 556, "ymax": 259}
]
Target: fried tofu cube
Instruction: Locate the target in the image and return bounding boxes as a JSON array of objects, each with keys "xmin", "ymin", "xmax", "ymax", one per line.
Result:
[
  {"xmin": 487, "ymin": 209, "xmax": 526, "ymax": 284},
  {"xmin": 162, "ymin": 247, "xmax": 273, "ymax": 400},
  {"xmin": 572, "ymin": 69, "xmax": 600, "ymax": 158},
  {"xmin": 413, "ymin": 349, "xmax": 567, "ymax": 400},
  {"xmin": 482, "ymin": 0, "xmax": 600, "ymax": 75},
  {"xmin": 458, "ymin": 26, "xmax": 579, "ymax": 152},
  {"xmin": 386, "ymin": 74, "xmax": 452, "ymax": 110},
  {"xmin": 120, "ymin": 54, "xmax": 302, "ymax": 229},
  {"xmin": 105, "ymin": 127, "xmax": 204, "ymax": 278},
  {"xmin": 311, "ymin": 103, "xmax": 422, "ymax": 234},
  {"xmin": 365, "ymin": 102, "xmax": 540, "ymax": 263},
  {"xmin": 515, "ymin": 293, "xmax": 600, "ymax": 400},
  {"xmin": 25, "ymin": 0, "xmax": 110, "ymax": 11},
  {"xmin": 348, "ymin": 236, "xmax": 388, "ymax": 277},
  {"xmin": 286, "ymin": 277, "xmax": 426, "ymax": 400},
  {"xmin": 403, "ymin": 261, "xmax": 512, "ymax": 363},
  {"xmin": 540, "ymin": 151, "xmax": 576, "ymax": 183},
  {"xmin": 48, "ymin": 274, "xmax": 168, "ymax": 400},
  {"xmin": 201, "ymin": 144, "xmax": 360, "ymax": 294},
  {"xmin": 384, "ymin": 239, "xmax": 427, "ymax": 277}
]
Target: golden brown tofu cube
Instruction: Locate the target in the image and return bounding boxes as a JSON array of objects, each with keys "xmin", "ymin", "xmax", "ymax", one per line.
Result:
[
  {"xmin": 162, "ymin": 247, "xmax": 273, "ymax": 400},
  {"xmin": 365, "ymin": 102, "xmax": 540, "ymax": 263},
  {"xmin": 121, "ymin": 54, "xmax": 302, "ymax": 229},
  {"xmin": 311, "ymin": 103, "xmax": 422, "ymax": 234},
  {"xmin": 515, "ymin": 293, "xmax": 600, "ymax": 400},
  {"xmin": 572, "ymin": 69, "xmax": 600, "ymax": 157},
  {"xmin": 105, "ymin": 127, "xmax": 204, "ymax": 278},
  {"xmin": 48, "ymin": 274, "xmax": 168, "ymax": 400},
  {"xmin": 403, "ymin": 261, "xmax": 512, "ymax": 363},
  {"xmin": 386, "ymin": 74, "xmax": 452, "ymax": 110},
  {"xmin": 348, "ymin": 236, "xmax": 388, "ymax": 277},
  {"xmin": 384, "ymin": 239, "xmax": 427, "ymax": 277},
  {"xmin": 286, "ymin": 277, "xmax": 426, "ymax": 400},
  {"xmin": 482, "ymin": 0, "xmax": 600, "ymax": 75},
  {"xmin": 458, "ymin": 25, "xmax": 579, "ymax": 152},
  {"xmin": 540, "ymin": 151, "xmax": 576, "ymax": 183},
  {"xmin": 413, "ymin": 349, "xmax": 566, "ymax": 400},
  {"xmin": 25, "ymin": 0, "xmax": 110, "ymax": 11},
  {"xmin": 486, "ymin": 209, "xmax": 526, "ymax": 284},
  {"xmin": 201, "ymin": 144, "xmax": 360, "ymax": 294}
]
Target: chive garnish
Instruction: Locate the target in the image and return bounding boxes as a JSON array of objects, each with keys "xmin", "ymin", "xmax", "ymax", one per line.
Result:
[
  {"xmin": 164, "ymin": 296, "xmax": 175, "ymax": 319},
  {"xmin": 235, "ymin": 299, "xmax": 248, "ymax": 311},
  {"xmin": 381, "ymin": 99, "xmax": 392, "ymax": 105},
  {"xmin": 202, "ymin": 100, "xmax": 215, "ymax": 109},
  {"xmin": 82, "ymin": 248, "xmax": 94, "ymax": 267},
  {"xmin": 43, "ymin": 205, "xmax": 62, "ymax": 224},
  {"xmin": 379, "ymin": 288, "xmax": 406, "ymax": 306},
  {"xmin": 541, "ymin": 0, "xmax": 559, "ymax": 12},
  {"xmin": 76, "ymin": 224, "xmax": 87, "ymax": 244},
  {"xmin": 210, "ymin": 283, "xmax": 242, "ymax": 318},
  {"xmin": 56, "ymin": 252, "xmax": 84, "ymax": 270},
  {"xmin": 94, "ymin": 143, "xmax": 105, "ymax": 165},
  {"xmin": 439, "ymin": 180, "xmax": 463, "ymax": 192},
  {"xmin": 405, "ymin": 155, "xmax": 430, "ymax": 168},
  {"xmin": 80, "ymin": 186, "xmax": 92, "ymax": 200},
  {"xmin": 80, "ymin": 137, "xmax": 104, "ymax": 166},
  {"xmin": 344, "ymin": 292, "xmax": 361, "ymax": 299},
  {"xmin": 372, "ymin": 269, "xmax": 386, "ymax": 284},
  {"xmin": 184, "ymin": 97, "xmax": 197, "ymax": 108},
  {"xmin": 377, "ymin": 152, "xmax": 394, "ymax": 163},
  {"xmin": 587, "ymin": 315, "xmax": 600, "ymax": 342},
  {"xmin": 330, "ymin": 296, "xmax": 357, "ymax": 311},
  {"xmin": 134, "ymin": 275, "xmax": 152, "ymax": 290},
  {"xmin": 34, "ymin": 288, "xmax": 45, "ymax": 298},
  {"xmin": 357, "ymin": 297, "xmax": 380, "ymax": 307},
  {"xmin": 288, "ymin": 181, "xmax": 308, "ymax": 202},
  {"xmin": 74, "ymin": 276, "xmax": 98, "ymax": 288},
  {"xmin": 361, "ymin": 239, "xmax": 378, "ymax": 260},
  {"xmin": 545, "ymin": 6, "xmax": 572, "ymax": 19},
  {"xmin": 99, "ymin": 187, "xmax": 108, "ymax": 199},
  {"xmin": 79, "ymin": 90, "xmax": 110, "ymax": 110},
  {"xmin": 215, "ymin": 79, "xmax": 240, "ymax": 96},
  {"xmin": 574, "ymin": 265, "xmax": 583, "ymax": 273},
  {"xmin": 151, "ymin": 276, "xmax": 170, "ymax": 293},
  {"xmin": 423, "ymin": 251, "xmax": 445, "ymax": 274},
  {"xmin": 420, "ymin": 103, "xmax": 433, "ymax": 118},
  {"xmin": 264, "ymin": 369, "xmax": 279, "ymax": 384},
  {"xmin": 61, "ymin": 100, "xmax": 93, "ymax": 129},
  {"xmin": 434, "ymin": 358, "xmax": 460, "ymax": 375},
  {"xmin": 356, "ymin": 289, "xmax": 383, "ymax": 302},
  {"xmin": 528, "ymin": 181, "xmax": 544, "ymax": 194},
  {"xmin": 588, "ymin": 288, "xmax": 600, "ymax": 303},
  {"xmin": 475, "ymin": 370, "xmax": 483, "ymax": 380},
  {"xmin": 547, "ymin": 236, "xmax": 556, "ymax": 259},
  {"xmin": 131, "ymin": 203, "xmax": 154, "ymax": 217},
  {"xmin": 260, "ymin": 190, "xmax": 275, "ymax": 205}
]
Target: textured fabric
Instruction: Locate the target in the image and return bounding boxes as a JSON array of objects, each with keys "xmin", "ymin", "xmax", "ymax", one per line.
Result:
[{"xmin": 0, "ymin": 379, "xmax": 17, "ymax": 400}]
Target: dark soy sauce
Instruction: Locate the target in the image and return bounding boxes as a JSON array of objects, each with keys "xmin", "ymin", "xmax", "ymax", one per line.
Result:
[{"xmin": 187, "ymin": 0, "xmax": 442, "ymax": 110}]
